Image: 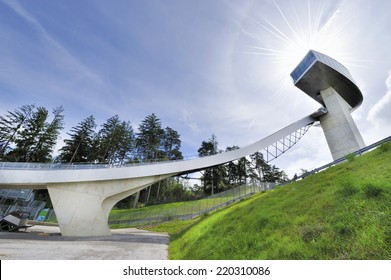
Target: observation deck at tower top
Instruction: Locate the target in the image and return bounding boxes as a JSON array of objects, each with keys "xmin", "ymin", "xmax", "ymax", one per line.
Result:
[{"xmin": 290, "ymin": 50, "xmax": 363, "ymax": 111}]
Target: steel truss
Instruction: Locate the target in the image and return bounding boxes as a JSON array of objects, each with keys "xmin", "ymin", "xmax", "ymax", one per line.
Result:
[{"xmin": 263, "ymin": 123, "xmax": 313, "ymax": 162}]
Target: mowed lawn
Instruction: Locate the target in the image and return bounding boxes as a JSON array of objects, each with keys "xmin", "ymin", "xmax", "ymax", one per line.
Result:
[{"xmin": 152, "ymin": 142, "xmax": 391, "ymax": 259}]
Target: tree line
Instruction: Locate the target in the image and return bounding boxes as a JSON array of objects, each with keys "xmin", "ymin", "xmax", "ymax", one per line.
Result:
[
  {"xmin": 197, "ymin": 134, "xmax": 287, "ymax": 196},
  {"xmin": 136, "ymin": 134, "xmax": 288, "ymax": 207},
  {"xmin": 0, "ymin": 105, "xmax": 182, "ymax": 164},
  {"xmin": 0, "ymin": 105, "xmax": 64, "ymax": 163},
  {"xmin": 0, "ymin": 104, "xmax": 287, "ymax": 208}
]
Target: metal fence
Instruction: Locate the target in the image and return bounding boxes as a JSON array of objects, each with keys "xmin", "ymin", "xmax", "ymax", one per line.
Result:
[
  {"xmin": 0, "ymin": 189, "xmax": 35, "ymax": 202},
  {"xmin": 41, "ymin": 183, "xmax": 276, "ymax": 226},
  {"xmin": 108, "ymin": 183, "xmax": 276, "ymax": 227},
  {"xmin": 281, "ymin": 135, "xmax": 391, "ymax": 185},
  {"xmin": 0, "ymin": 188, "xmax": 46, "ymax": 220},
  {"xmin": 0, "ymin": 155, "xmax": 200, "ymax": 170}
]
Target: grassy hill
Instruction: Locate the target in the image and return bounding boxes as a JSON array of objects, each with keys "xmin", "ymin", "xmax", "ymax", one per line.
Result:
[
  {"xmin": 152, "ymin": 142, "xmax": 391, "ymax": 259},
  {"xmin": 109, "ymin": 185, "xmax": 258, "ymax": 227}
]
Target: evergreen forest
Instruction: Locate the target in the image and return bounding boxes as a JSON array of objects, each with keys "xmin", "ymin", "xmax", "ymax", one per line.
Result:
[{"xmin": 0, "ymin": 104, "xmax": 287, "ymax": 208}]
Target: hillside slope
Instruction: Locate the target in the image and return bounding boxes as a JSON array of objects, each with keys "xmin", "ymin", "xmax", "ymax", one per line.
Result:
[{"xmin": 160, "ymin": 142, "xmax": 391, "ymax": 259}]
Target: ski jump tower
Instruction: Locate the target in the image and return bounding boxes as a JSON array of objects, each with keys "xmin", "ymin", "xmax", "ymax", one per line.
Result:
[{"xmin": 291, "ymin": 50, "xmax": 365, "ymax": 160}]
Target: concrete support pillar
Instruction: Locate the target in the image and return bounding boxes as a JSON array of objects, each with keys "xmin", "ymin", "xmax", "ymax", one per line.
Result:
[
  {"xmin": 47, "ymin": 175, "xmax": 171, "ymax": 237},
  {"xmin": 319, "ymin": 87, "xmax": 365, "ymax": 160}
]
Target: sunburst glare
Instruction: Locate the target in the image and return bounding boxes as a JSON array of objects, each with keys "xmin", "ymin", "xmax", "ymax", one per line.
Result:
[{"xmin": 234, "ymin": 0, "xmax": 365, "ymax": 103}]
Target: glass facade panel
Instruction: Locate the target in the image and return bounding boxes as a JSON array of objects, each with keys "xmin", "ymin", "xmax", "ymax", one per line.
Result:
[
  {"xmin": 290, "ymin": 50, "xmax": 355, "ymax": 83},
  {"xmin": 290, "ymin": 50, "xmax": 316, "ymax": 82}
]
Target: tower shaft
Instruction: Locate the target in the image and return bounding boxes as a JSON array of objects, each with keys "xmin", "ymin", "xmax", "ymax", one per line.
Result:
[{"xmin": 319, "ymin": 87, "xmax": 365, "ymax": 160}]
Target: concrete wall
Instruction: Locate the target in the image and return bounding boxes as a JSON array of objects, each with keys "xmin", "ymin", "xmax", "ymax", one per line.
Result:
[{"xmin": 319, "ymin": 87, "xmax": 366, "ymax": 160}]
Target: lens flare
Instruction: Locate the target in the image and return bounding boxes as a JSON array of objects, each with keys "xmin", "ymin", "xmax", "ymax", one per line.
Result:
[{"xmin": 234, "ymin": 0, "xmax": 364, "ymax": 101}]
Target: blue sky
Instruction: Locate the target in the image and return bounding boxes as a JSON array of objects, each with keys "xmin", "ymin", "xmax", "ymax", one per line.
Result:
[{"xmin": 1, "ymin": 0, "xmax": 391, "ymax": 177}]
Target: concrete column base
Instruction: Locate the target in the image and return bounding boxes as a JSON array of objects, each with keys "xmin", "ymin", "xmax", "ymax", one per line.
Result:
[
  {"xmin": 319, "ymin": 87, "xmax": 365, "ymax": 160},
  {"xmin": 47, "ymin": 175, "xmax": 171, "ymax": 237}
]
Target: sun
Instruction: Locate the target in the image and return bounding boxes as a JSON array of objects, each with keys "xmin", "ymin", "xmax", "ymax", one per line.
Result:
[{"xmin": 234, "ymin": 0, "xmax": 356, "ymax": 95}]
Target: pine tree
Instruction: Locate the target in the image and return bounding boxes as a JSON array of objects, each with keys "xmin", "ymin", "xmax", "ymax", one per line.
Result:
[
  {"xmin": 225, "ymin": 146, "xmax": 240, "ymax": 186},
  {"xmin": 198, "ymin": 134, "xmax": 224, "ymax": 195},
  {"xmin": 136, "ymin": 113, "xmax": 164, "ymax": 161},
  {"xmin": 28, "ymin": 106, "xmax": 64, "ymax": 162},
  {"xmin": 115, "ymin": 121, "xmax": 135, "ymax": 164},
  {"xmin": 132, "ymin": 114, "xmax": 183, "ymax": 207},
  {"xmin": 0, "ymin": 104, "xmax": 35, "ymax": 160},
  {"xmin": 249, "ymin": 152, "xmax": 287, "ymax": 183},
  {"xmin": 162, "ymin": 127, "xmax": 183, "ymax": 160},
  {"xmin": 95, "ymin": 115, "xmax": 135, "ymax": 165},
  {"xmin": 4, "ymin": 106, "xmax": 63, "ymax": 162},
  {"xmin": 59, "ymin": 115, "xmax": 97, "ymax": 163}
]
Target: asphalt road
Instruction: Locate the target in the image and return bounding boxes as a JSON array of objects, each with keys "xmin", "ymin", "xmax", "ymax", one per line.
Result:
[{"xmin": 0, "ymin": 225, "xmax": 169, "ymax": 260}]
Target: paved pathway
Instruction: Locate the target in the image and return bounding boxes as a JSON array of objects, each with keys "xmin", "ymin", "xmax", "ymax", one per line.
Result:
[{"xmin": 0, "ymin": 225, "xmax": 169, "ymax": 260}]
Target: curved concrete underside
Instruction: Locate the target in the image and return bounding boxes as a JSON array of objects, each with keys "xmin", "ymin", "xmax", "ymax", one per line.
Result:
[{"xmin": 0, "ymin": 114, "xmax": 317, "ymax": 236}]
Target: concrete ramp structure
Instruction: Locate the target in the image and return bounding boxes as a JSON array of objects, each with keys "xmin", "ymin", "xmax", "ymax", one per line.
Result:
[
  {"xmin": 0, "ymin": 50, "xmax": 366, "ymax": 237},
  {"xmin": 0, "ymin": 115, "xmax": 317, "ymax": 236}
]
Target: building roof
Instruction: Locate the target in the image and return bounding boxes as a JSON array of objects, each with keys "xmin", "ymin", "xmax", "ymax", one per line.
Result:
[{"xmin": 290, "ymin": 50, "xmax": 363, "ymax": 110}]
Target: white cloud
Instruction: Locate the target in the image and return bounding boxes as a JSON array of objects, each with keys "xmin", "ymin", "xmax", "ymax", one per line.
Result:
[
  {"xmin": 367, "ymin": 71, "xmax": 391, "ymax": 133},
  {"xmin": 180, "ymin": 109, "xmax": 200, "ymax": 134}
]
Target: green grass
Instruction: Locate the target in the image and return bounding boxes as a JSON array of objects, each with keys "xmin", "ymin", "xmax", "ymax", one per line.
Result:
[
  {"xmin": 151, "ymin": 142, "xmax": 391, "ymax": 259},
  {"xmin": 109, "ymin": 185, "xmax": 257, "ymax": 227}
]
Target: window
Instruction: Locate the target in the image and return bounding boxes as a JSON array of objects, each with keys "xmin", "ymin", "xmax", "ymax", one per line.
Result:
[{"xmin": 290, "ymin": 50, "xmax": 316, "ymax": 82}]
